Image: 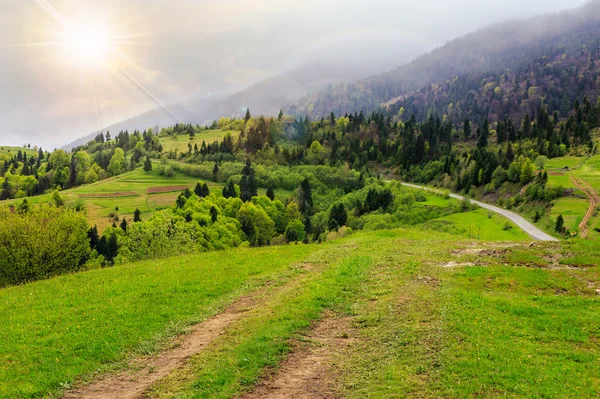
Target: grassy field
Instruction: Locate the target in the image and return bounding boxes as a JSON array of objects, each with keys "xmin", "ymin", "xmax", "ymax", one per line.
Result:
[
  {"xmin": 544, "ymin": 156, "xmax": 586, "ymax": 171},
  {"xmin": 2, "ymin": 166, "xmax": 294, "ymax": 231},
  {"xmin": 2, "ymin": 209, "xmax": 599, "ymax": 398},
  {"xmin": 160, "ymin": 130, "xmax": 239, "ymax": 154},
  {"xmin": 0, "ymin": 146, "xmax": 38, "ymax": 157},
  {"xmin": 543, "ymin": 154, "xmax": 600, "ymax": 237}
]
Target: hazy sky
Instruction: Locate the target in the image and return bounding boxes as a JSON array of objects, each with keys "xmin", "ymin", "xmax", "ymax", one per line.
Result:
[{"xmin": 0, "ymin": 0, "xmax": 589, "ymax": 148}]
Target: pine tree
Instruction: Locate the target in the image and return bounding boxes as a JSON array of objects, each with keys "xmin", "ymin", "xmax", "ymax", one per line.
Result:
[
  {"xmin": 245, "ymin": 108, "xmax": 251, "ymax": 123},
  {"xmin": 120, "ymin": 218, "xmax": 128, "ymax": 232},
  {"xmin": 143, "ymin": 157, "xmax": 152, "ymax": 172},
  {"xmin": 202, "ymin": 183, "xmax": 210, "ymax": 197},
  {"xmin": 223, "ymin": 180, "xmax": 236, "ymax": 199},
  {"xmin": 68, "ymin": 156, "xmax": 77, "ymax": 188},
  {"xmin": 463, "ymin": 118, "xmax": 471, "ymax": 140},
  {"xmin": 266, "ymin": 186, "xmax": 275, "ymax": 201},
  {"xmin": 0, "ymin": 179, "xmax": 11, "ymax": 200},
  {"xmin": 240, "ymin": 160, "xmax": 257, "ymax": 202},
  {"xmin": 213, "ymin": 162, "xmax": 219, "ymax": 180},
  {"xmin": 478, "ymin": 119, "xmax": 490, "ymax": 149},
  {"xmin": 298, "ymin": 178, "xmax": 313, "ymax": 215},
  {"xmin": 210, "ymin": 206, "xmax": 218, "ymax": 223},
  {"xmin": 194, "ymin": 182, "xmax": 204, "ymax": 197},
  {"xmin": 88, "ymin": 226, "xmax": 99, "ymax": 250},
  {"xmin": 278, "ymin": 110, "xmax": 283, "ymax": 121},
  {"xmin": 133, "ymin": 208, "xmax": 142, "ymax": 223},
  {"xmin": 555, "ymin": 214, "xmax": 564, "ymax": 233}
]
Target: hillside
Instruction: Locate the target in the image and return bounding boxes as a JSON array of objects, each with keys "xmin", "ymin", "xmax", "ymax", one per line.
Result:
[
  {"xmin": 2, "ymin": 223, "xmax": 599, "ymax": 398},
  {"xmin": 290, "ymin": 0, "xmax": 600, "ymax": 119},
  {"xmin": 61, "ymin": 63, "xmax": 377, "ymax": 152}
]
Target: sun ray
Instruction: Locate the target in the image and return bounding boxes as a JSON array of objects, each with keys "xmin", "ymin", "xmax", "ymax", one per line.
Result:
[
  {"xmin": 33, "ymin": 0, "xmax": 66, "ymax": 24},
  {"xmin": 2, "ymin": 41, "xmax": 62, "ymax": 49},
  {"xmin": 107, "ymin": 59, "xmax": 181, "ymax": 123}
]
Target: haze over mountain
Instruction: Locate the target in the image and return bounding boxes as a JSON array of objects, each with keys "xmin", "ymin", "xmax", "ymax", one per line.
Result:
[{"xmin": 0, "ymin": 0, "xmax": 589, "ymax": 149}]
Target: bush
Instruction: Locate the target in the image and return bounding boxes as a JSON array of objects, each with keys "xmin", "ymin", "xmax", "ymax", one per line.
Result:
[
  {"xmin": 164, "ymin": 165, "xmax": 175, "ymax": 177},
  {"xmin": 0, "ymin": 205, "xmax": 90, "ymax": 287}
]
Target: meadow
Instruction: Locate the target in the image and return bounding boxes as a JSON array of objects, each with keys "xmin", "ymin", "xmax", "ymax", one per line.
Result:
[
  {"xmin": 1, "ymin": 211, "xmax": 599, "ymax": 398},
  {"xmin": 160, "ymin": 130, "xmax": 239, "ymax": 154}
]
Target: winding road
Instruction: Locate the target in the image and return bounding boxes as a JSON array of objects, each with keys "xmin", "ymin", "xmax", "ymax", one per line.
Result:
[{"xmin": 399, "ymin": 182, "xmax": 559, "ymax": 242}]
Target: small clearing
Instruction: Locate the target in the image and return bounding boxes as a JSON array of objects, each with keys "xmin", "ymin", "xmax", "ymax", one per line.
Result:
[
  {"xmin": 241, "ymin": 314, "xmax": 355, "ymax": 399},
  {"xmin": 63, "ymin": 295, "xmax": 258, "ymax": 399}
]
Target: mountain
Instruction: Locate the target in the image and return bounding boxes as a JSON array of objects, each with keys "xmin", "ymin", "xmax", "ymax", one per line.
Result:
[
  {"xmin": 61, "ymin": 63, "xmax": 389, "ymax": 151},
  {"xmin": 289, "ymin": 0, "xmax": 600, "ymax": 119}
]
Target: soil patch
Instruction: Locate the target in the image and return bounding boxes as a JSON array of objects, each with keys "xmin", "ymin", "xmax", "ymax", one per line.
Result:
[
  {"xmin": 78, "ymin": 192, "xmax": 138, "ymax": 198},
  {"xmin": 147, "ymin": 186, "xmax": 189, "ymax": 194},
  {"xmin": 63, "ymin": 295, "xmax": 258, "ymax": 399},
  {"xmin": 241, "ymin": 314, "xmax": 355, "ymax": 399}
]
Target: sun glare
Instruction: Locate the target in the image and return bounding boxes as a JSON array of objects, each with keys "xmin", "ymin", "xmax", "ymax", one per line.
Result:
[{"xmin": 61, "ymin": 21, "xmax": 112, "ymax": 65}]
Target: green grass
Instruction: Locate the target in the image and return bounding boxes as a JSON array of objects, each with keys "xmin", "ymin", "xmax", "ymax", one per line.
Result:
[
  {"xmin": 549, "ymin": 197, "xmax": 589, "ymax": 232},
  {"xmin": 2, "ymin": 166, "xmax": 292, "ymax": 230},
  {"xmin": 574, "ymin": 154, "xmax": 600, "ymax": 192},
  {"xmin": 160, "ymin": 131, "xmax": 239, "ymax": 154},
  {"xmin": 0, "ymin": 244, "xmax": 314, "ymax": 399},
  {"xmin": 544, "ymin": 156, "xmax": 585, "ymax": 171},
  {"xmin": 423, "ymin": 208, "xmax": 530, "ymax": 241},
  {"xmin": 334, "ymin": 234, "xmax": 600, "ymax": 399},
  {"xmin": 0, "ymin": 146, "xmax": 38, "ymax": 157},
  {"xmin": 2, "ymin": 226, "xmax": 600, "ymax": 398}
]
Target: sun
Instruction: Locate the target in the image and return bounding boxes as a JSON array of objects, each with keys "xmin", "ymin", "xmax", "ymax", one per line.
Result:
[{"xmin": 60, "ymin": 20, "xmax": 112, "ymax": 65}]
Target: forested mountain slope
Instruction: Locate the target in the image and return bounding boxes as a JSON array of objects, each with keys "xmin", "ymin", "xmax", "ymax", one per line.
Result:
[{"xmin": 289, "ymin": 0, "xmax": 600, "ymax": 118}]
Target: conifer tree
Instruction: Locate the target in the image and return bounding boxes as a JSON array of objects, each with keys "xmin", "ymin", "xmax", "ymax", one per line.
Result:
[
  {"xmin": 143, "ymin": 157, "xmax": 152, "ymax": 172},
  {"xmin": 266, "ymin": 186, "xmax": 275, "ymax": 201},
  {"xmin": 133, "ymin": 208, "xmax": 142, "ymax": 222}
]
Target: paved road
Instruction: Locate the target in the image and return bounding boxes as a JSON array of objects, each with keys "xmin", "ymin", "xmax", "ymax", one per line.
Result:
[{"xmin": 399, "ymin": 182, "xmax": 559, "ymax": 242}]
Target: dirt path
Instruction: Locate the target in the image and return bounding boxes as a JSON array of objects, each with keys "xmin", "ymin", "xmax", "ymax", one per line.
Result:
[
  {"xmin": 570, "ymin": 176, "xmax": 600, "ymax": 238},
  {"xmin": 63, "ymin": 295, "xmax": 258, "ymax": 399},
  {"xmin": 240, "ymin": 314, "xmax": 355, "ymax": 399}
]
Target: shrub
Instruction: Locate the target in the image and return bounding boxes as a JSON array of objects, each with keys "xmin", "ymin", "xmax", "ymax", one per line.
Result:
[{"xmin": 0, "ymin": 205, "xmax": 90, "ymax": 287}]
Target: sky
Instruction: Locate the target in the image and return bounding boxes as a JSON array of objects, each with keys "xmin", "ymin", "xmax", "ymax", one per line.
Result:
[{"xmin": 0, "ymin": 0, "xmax": 590, "ymax": 148}]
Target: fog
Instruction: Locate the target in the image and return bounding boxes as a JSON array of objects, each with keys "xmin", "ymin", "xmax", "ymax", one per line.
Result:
[{"xmin": 0, "ymin": 0, "xmax": 590, "ymax": 148}]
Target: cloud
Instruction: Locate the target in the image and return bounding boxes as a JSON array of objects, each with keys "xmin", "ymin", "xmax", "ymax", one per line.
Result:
[{"xmin": 0, "ymin": 0, "xmax": 589, "ymax": 147}]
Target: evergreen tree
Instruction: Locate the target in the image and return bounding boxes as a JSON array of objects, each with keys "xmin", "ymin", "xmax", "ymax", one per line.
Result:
[
  {"xmin": 213, "ymin": 162, "xmax": 219, "ymax": 180},
  {"xmin": 176, "ymin": 194, "xmax": 187, "ymax": 208},
  {"xmin": 245, "ymin": 108, "xmax": 251, "ymax": 123},
  {"xmin": 329, "ymin": 203, "xmax": 347, "ymax": 228},
  {"xmin": 0, "ymin": 179, "xmax": 11, "ymax": 200},
  {"xmin": 478, "ymin": 119, "xmax": 490, "ymax": 148},
  {"xmin": 266, "ymin": 186, "xmax": 275, "ymax": 201},
  {"xmin": 194, "ymin": 182, "xmax": 204, "ymax": 197},
  {"xmin": 463, "ymin": 118, "xmax": 471, "ymax": 140},
  {"xmin": 202, "ymin": 183, "xmax": 210, "ymax": 197},
  {"xmin": 240, "ymin": 160, "xmax": 258, "ymax": 202},
  {"xmin": 68, "ymin": 155, "xmax": 77, "ymax": 188},
  {"xmin": 278, "ymin": 110, "xmax": 283, "ymax": 121},
  {"xmin": 120, "ymin": 218, "xmax": 128, "ymax": 233},
  {"xmin": 133, "ymin": 208, "xmax": 142, "ymax": 223},
  {"xmin": 210, "ymin": 206, "xmax": 218, "ymax": 223},
  {"xmin": 88, "ymin": 226, "xmax": 99, "ymax": 250},
  {"xmin": 555, "ymin": 214, "xmax": 565, "ymax": 233},
  {"xmin": 143, "ymin": 157, "xmax": 152, "ymax": 172},
  {"xmin": 297, "ymin": 178, "xmax": 313, "ymax": 215},
  {"xmin": 223, "ymin": 180, "xmax": 236, "ymax": 199}
]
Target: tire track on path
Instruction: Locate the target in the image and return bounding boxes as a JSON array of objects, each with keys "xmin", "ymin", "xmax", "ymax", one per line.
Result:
[{"xmin": 570, "ymin": 176, "xmax": 600, "ymax": 238}]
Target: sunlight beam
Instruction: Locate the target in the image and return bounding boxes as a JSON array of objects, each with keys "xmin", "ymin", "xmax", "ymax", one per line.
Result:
[{"xmin": 108, "ymin": 59, "xmax": 181, "ymax": 124}]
